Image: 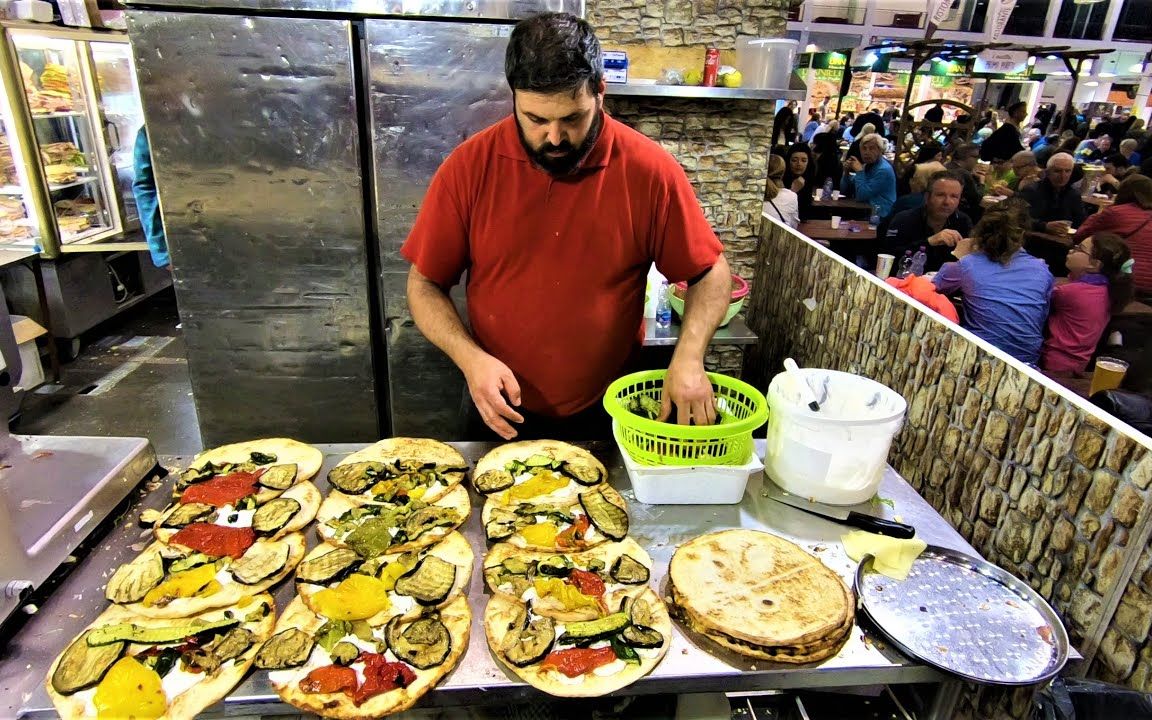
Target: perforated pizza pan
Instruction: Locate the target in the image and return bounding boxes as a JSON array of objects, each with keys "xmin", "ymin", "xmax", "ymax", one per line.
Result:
[{"xmin": 854, "ymin": 545, "xmax": 1069, "ymax": 685}]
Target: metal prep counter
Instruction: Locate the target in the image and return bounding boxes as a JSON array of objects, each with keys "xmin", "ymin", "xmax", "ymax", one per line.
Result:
[{"xmin": 3, "ymin": 440, "xmax": 981, "ymax": 718}]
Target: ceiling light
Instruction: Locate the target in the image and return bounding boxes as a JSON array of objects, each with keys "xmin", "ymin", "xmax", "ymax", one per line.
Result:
[
  {"xmin": 1098, "ymin": 72, "xmax": 1115, "ymax": 77},
  {"xmin": 805, "ymin": 43, "xmax": 818, "ymax": 52},
  {"xmin": 1084, "ymin": 81, "xmax": 1099, "ymax": 86}
]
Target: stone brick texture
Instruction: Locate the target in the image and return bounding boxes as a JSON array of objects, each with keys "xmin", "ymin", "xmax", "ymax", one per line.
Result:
[
  {"xmin": 588, "ymin": 0, "xmax": 791, "ymax": 48},
  {"xmin": 745, "ymin": 218, "xmax": 1152, "ymax": 714}
]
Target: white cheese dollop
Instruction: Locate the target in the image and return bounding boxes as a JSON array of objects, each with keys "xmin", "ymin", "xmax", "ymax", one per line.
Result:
[
  {"xmin": 519, "ymin": 587, "xmax": 540, "ymax": 604},
  {"xmin": 388, "ymin": 594, "xmax": 418, "ymax": 616},
  {"xmin": 214, "ymin": 508, "xmax": 255, "ymax": 529},
  {"xmin": 592, "ymin": 659, "xmax": 627, "ymax": 677},
  {"xmin": 637, "ymin": 647, "xmax": 662, "ymax": 659},
  {"xmin": 161, "ymin": 665, "xmax": 205, "ymax": 701}
]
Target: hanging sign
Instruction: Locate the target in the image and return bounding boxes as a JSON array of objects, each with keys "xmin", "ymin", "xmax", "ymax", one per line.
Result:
[
  {"xmin": 985, "ymin": 0, "xmax": 1018, "ymax": 41},
  {"xmin": 974, "ymin": 49, "xmax": 1029, "ymax": 75}
]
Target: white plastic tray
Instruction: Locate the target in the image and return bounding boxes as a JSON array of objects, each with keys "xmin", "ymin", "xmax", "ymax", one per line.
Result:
[{"xmin": 613, "ymin": 421, "xmax": 764, "ymax": 504}]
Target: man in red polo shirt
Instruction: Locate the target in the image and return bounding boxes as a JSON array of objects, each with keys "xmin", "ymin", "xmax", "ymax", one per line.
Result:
[{"xmin": 402, "ymin": 12, "xmax": 731, "ymax": 440}]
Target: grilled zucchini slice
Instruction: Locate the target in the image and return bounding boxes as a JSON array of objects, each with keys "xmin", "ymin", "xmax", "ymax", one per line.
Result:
[
  {"xmin": 327, "ymin": 461, "xmax": 387, "ymax": 494},
  {"xmin": 162, "ymin": 502, "xmax": 214, "ymax": 528},
  {"xmin": 474, "ymin": 469, "xmax": 514, "ymax": 494},
  {"xmin": 556, "ymin": 612, "xmax": 630, "ymax": 645},
  {"xmin": 50, "ymin": 632, "xmax": 125, "ymax": 695},
  {"xmin": 87, "ymin": 618, "xmax": 237, "ymax": 646},
  {"xmin": 231, "ymin": 541, "xmax": 290, "ymax": 585},
  {"xmin": 386, "ymin": 614, "xmax": 451, "ymax": 669},
  {"xmin": 609, "ymin": 554, "xmax": 649, "ymax": 585},
  {"xmin": 258, "ymin": 463, "xmax": 298, "ymax": 490},
  {"xmin": 393, "ymin": 556, "xmax": 456, "ymax": 605},
  {"xmin": 252, "ymin": 498, "xmax": 300, "ymax": 536},
  {"xmin": 255, "ymin": 628, "xmax": 314, "ymax": 670},
  {"xmin": 579, "ymin": 488, "xmax": 628, "ymax": 540},
  {"xmin": 105, "ymin": 552, "xmax": 165, "ymax": 604},
  {"xmin": 297, "ymin": 547, "xmax": 361, "ymax": 585}
]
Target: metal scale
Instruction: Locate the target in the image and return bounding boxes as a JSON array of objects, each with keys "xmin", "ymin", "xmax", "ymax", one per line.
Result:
[{"xmin": 0, "ymin": 294, "xmax": 158, "ymax": 626}]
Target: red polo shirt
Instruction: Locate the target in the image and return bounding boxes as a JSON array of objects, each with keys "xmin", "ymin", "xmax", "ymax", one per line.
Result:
[{"xmin": 401, "ymin": 113, "xmax": 722, "ymax": 417}]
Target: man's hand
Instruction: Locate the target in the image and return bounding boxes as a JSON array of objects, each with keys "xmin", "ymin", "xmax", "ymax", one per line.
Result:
[
  {"xmin": 845, "ymin": 157, "xmax": 864, "ymax": 173},
  {"xmin": 791, "ymin": 176, "xmax": 806, "ymax": 193},
  {"xmin": 929, "ymin": 229, "xmax": 962, "ymax": 247},
  {"xmin": 659, "ymin": 357, "xmax": 716, "ymax": 426},
  {"xmin": 462, "ymin": 350, "xmax": 524, "ymax": 440},
  {"xmin": 1046, "ymin": 220, "xmax": 1072, "ymax": 235}
]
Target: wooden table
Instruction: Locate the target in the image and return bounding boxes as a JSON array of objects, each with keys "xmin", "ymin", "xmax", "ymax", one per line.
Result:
[
  {"xmin": 810, "ymin": 196, "xmax": 872, "ymax": 221},
  {"xmin": 1026, "ymin": 229, "xmax": 1075, "ymax": 247},
  {"xmin": 812, "ymin": 196, "xmax": 872, "ymax": 212},
  {"xmin": 798, "ymin": 219, "xmax": 877, "ymax": 242}
]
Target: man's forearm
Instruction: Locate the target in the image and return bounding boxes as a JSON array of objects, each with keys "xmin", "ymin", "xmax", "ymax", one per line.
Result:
[
  {"xmin": 407, "ymin": 269, "xmax": 481, "ymax": 370},
  {"xmin": 673, "ymin": 255, "xmax": 731, "ymax": 365}
]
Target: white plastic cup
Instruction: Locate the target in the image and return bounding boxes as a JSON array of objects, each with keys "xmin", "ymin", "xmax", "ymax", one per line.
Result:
[
  {"xmin": 830, "ymin": 215, "xmax": 842, "ymax": 229},
  {"xmin": 875, "ymin": 253, "xmax": 895, "ymax": 278},
  {"xmin": 831, "ymin": 190, "xmax": 842, "ymax": 200},
  {"xmin": 764, "ymin": 369, "xmax": 907, "ymax": 506}
]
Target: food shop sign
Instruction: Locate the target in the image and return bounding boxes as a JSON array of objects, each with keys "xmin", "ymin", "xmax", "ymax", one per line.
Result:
[{"xmin": 975, "ymin": 50, "xmax": 1028, "ymax": 75}]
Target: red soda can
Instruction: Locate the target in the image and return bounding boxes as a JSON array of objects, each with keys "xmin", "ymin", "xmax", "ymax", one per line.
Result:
[{"xmin": 703, "ymin": 47, "xmax": 720, "ymax": 87}]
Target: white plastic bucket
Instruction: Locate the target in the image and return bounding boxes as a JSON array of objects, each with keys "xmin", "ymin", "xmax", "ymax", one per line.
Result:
[
  {"xmin": 736, "ymin": 38, "xmax": 799, "ymax": 90},
  {"xmin": 764, "ymin": 369, "xmax": 906, "ymax": 506}
]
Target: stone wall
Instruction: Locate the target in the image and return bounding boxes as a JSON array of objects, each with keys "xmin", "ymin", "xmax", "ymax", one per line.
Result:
[
  {"xmin": 588, "ymin": 0, "xmax": 790, "ymax": 47},
  {"xmin": 744, "ymin": 217, "xmax": 1152, "ymax": 711}
]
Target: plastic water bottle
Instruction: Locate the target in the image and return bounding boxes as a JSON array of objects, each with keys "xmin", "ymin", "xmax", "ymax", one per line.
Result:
[
  {"xmin": 869, "ymin": 203, "xmax": 881, "ymax": 229},
  {"xmin": 896, "ymin": 251, "xmax": 914, "ymax": 279},
  {"xmin": 655, "ymin": 281, "xmax": 672, "ymax": 329},
  {"xmin": 822, "ymin": 178, "xmax": 833, "ymax": 201},
  {"xmin": 910, "ymin": 246, "xmax": 928, "ymax": 276}
]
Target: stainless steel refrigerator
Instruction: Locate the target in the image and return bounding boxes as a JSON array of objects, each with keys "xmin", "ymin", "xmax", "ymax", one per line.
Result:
[{"xmin": 125, "ymin": 1, "xmax": 581, "ymax": 444}]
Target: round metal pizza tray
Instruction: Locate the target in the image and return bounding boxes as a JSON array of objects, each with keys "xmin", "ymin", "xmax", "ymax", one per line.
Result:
[{"xmin": 853, "ymin": 545, "xmax": 1069, "ymax": 686}]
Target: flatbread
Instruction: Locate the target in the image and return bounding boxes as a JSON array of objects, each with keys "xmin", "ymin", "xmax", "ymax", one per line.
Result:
[
  {"xmin": 328, "ymin": 438, "xmax": 468, "ymax": 504},
  {"xmin": 193, "ymin": 438, "xmax": 323, "ymax": 484},
  {"xmin": 297, "ymin": 532, "xmax": 474, "ymax": 624},
  {"xmin": 316, "ymin": 484, "xmax": 471, "ymax": 554},
  {"xmin": 110, "ymin": 535, "xmax": 306, "ymax": 619},
  {"xmin": 668, "ymin": 529, "xmax": 852, "ymax": 648},
  {"xmin": 484, "ymin": 538, "xmax": 652, "ymax": 621},
  {"xmin": 47, "ymin": 593, "xmax": 276, "ymax": 720},
  {"xmin": 670, "ymin": 580, "xmax": 852, "ymax": 665},
  {"xmin": 480, "ymin": 485, "xmax": 628, "ymax": 551},
  {"xmin": 474, "ymin": 441, "xmax": 607, "ymax": 504},
  {"xmin": 154, "ymin": 481, "xmax": 321, "ymax": 544},
  {"xmin": 484, "ymin": 588, "xmax": 671, "ymax": 697},
  {"xmin": 268, "ymin": 594, "xmax": 470, "ymax": 719}
]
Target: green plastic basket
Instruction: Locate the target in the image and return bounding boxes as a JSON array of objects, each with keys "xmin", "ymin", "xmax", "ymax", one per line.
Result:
[{"xmin": 603, "ymin": 370, "xmax": 769, "ymax": 466}]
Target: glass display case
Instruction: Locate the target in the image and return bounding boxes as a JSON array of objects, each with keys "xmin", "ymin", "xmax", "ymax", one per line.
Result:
[{"xmin": 0, "ymin": 22, "xmax": 145, "ymax": 257}]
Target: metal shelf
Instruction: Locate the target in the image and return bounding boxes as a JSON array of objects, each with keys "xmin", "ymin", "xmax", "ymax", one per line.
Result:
[
  {"xmin": 0, "ymin": 175, "xmax": 97, "ymax": 195},
  {"xmin": 606, "ymin": 83, "xmax": 806, "ymax": 101}
]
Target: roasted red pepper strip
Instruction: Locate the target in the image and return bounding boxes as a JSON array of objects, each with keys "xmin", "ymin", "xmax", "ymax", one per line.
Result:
[
  {"xmin": 567, "ymin": 568, "xmax": 605, "ymax": 597},
  {"xmin": 179, "ymin": 470, "xmax": 262, "ymax": 507},
  {"xmin": 555, "ymin": 514, "xmax": 591, "ymax": 549},
  {"xmin": 540, "ymin": 647, "xmax": 618, "ymax": 678},
  {"xmin": 352, "ymin": 653, "xmax": 417, "ymax": 706},
  {"xmin": 299, "ymin": 665, "xmax": 358, "ymax": 695},
  {"xmin": 169, "ymin": 523, "xmax": 255, "ymax": 559}
]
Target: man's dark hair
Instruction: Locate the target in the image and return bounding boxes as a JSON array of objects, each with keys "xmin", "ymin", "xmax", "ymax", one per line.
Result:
[
  {"xmin": 953, "ymin": 143, "xmax": 979, "ymax": 161},
  {"xmin": 1106, "ymin": 152, "xmax": 1130, "ymax": 168},
  {"xmin": 927, "ymin": 169, "xmax": 964, "ymax": 194},
  {"xmin": 505, "ymin": 13, "xmax": 603, "ymax": 95},
  {"xmin": 1008, "ymin": 101, "xmax": 1027, "ymax": 115}
]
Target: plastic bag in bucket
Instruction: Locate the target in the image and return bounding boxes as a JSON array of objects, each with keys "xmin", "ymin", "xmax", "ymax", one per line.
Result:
[{"xmin": 765, "ymin": 369, "xmax": 906, "ymax": 506}]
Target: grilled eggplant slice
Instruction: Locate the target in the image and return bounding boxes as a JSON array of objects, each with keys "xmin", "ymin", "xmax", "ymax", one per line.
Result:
[
  {"xmin": 394, "ymin": 556, "xmax": 456, "ymax": 605},
  {"xmin": 621, "ymin": 597, "xmax": 664, "ymax": 648},
  {"xmin": 252, "ymin": 498, "xmax": 300, "ymax": 536},
  {"xmin": 105, "ymin": 552, "xmax": 165, "ymax": 604},
  {"xmin": 179, "ymin": 465, "xmax": 215, "ymax": 486},
  {"xmin": 485, "ymin": 519, "xmax": 518, "ymax": 542},
  {"xmin": 474, "ymin": 469, "xmax": 514, "ymax": 494},
  {"xmin": 258, "ymin": 463, "xmax": 298, "ymax": 490},
  {"xmin": 297, "ymin": 547, "xmax": 361, "ymax": 585},
  {"xmin": 561, "ymin": 459, "xmax": 603, "ymax": 486},
  {"xmin": 580, "ymin": 489, "xmax": 628, "ymax": 540},
  {"xmin": 404, "ymin": 506, "xmax": 459, "ymax": 541},
  {"xmin": 255, "ymin": 628, "xmax": 315, "ymax": 670},
  {"xmin": 386, "ymin": 614, "xmax": 451, "ymax": 669},
  {"xmin": 231, "ymin": 541, "xmax": 290, "ymax": 585},
  {"xmin": 500, "ymin": 604, "xmax": 555, "ymax": 667},
  {"xmin": 327, "ymin": 461, "xmax": 386, "ymax": 494},
  {"xmin": 210, "ymin": 627, "xmax": 255, "ymax": 664},
  {"xmin": 330, "ymin": 641, "xmax": 360, "ymax": 666},
  {"xmin": 609, "ymin": 554, "xmax": 649, "ymax": 585},
  {"xmin": 51, "ymin": 632, "xmax": 125, "ymax": 695},
  {"xmin": 537, "ymin": 555, "xmax": 573, "ymax": 577},
  {"xmin": 162, "ymin": 502, "xmax": 215, "ymax": 528}
]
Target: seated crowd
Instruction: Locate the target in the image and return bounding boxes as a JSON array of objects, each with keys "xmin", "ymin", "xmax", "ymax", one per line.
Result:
[{"xmin": 766, "ymin": 101, "xmax": 1152, "ymax": 400}]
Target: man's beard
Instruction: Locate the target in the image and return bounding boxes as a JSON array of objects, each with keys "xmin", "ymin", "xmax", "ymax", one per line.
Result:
[{"xmin": 518, "ymin": 109, "xmax": 603, "ymax": 177}]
